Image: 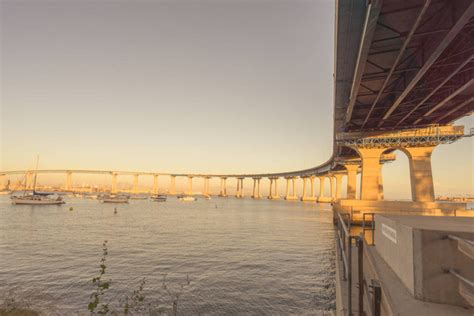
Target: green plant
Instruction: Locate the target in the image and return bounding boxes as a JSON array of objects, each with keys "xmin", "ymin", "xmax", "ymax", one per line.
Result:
[{"xmin": 88, "ymin": 240, "xmax": 110, "ymax": 315}]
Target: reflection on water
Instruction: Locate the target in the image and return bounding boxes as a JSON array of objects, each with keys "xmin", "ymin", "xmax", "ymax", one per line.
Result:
[{"xmin": 0, "ymin": 196, "xmax": 336, "ymax": 314}]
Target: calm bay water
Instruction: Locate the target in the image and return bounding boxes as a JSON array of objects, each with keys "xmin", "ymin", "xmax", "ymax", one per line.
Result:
[{"xmin": 0, "ymin": 196, "xmax": 336, "ymax": 315}]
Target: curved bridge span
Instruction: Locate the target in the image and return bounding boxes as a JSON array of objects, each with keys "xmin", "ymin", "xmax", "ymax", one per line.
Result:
[{"xmin": 1, "ymin": 0, "xmax": 473, "ymax": 203}]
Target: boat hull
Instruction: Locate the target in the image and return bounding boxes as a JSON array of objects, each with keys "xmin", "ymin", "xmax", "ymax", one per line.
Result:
[
  {"xmin": 11, "ymin": 199, "xmax": 65, "ymax": 205},
  {"xmin": 100, "ymin": 199, "xmax": 129, "ymax": 203}
]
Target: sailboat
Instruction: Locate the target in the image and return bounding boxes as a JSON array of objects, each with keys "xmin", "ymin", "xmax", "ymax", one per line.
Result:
[{"xmin": 10, "ymin": 156, "xmax": 65, "ymax": 205}]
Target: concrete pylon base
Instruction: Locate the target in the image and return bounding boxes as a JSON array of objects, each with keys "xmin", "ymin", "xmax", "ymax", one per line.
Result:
[
  {"xmin": 301, "ymin": 196, "xmax": 317, "ymax": 202},
  {"xmin": 218, "ymin": 194, "xmax": 227, "ymax": 197},
  {"xmin": 251, "ymin": 195, "xmax": 262, "ymax": 199},
  {"xmin": 284, "ymin": 196, "xmax": 299, "ymax": 201},
  {"xmin": 268, "ymin": 196, "xmax": 280, "ymax": 200}
]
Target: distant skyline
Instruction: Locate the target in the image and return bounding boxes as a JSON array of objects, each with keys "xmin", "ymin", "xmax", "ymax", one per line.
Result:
[{"xmin": 1, "ymin": 0, "xmax": 472, "ymax": 199}]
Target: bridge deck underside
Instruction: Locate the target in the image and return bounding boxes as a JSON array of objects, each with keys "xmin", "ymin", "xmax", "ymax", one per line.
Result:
[{"xmin": 344, "ymin": 0, "xmax": 473, "ymax": 132}]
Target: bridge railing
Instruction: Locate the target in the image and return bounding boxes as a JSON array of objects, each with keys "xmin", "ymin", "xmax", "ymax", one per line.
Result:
[{"xmin": 336, "ymin": 212, "xmax": 395, "ymax": 315}]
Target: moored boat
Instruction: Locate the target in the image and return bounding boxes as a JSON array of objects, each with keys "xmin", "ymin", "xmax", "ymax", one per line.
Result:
[
  {"xmin": 11, "ymin": 192, "xmax": 65, "ymax": 205},
  {"xmin": 178, "ymin": 196, "xmax": 197, "ymax": 202},
  {"xmin": 11, "ymin": 156, "xmax": 66, "ymax": 206},
  {"xmin": 150, "ymin": 195, "xmax": 167, "ymax": 202},
  {"xmin": 98, "ymin": 194, "xmax": 129, "ymax": 203}
]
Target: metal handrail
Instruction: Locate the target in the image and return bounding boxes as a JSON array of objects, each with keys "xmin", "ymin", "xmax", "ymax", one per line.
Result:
[
  {"xmin": 335, "ymin": 211, "xmax": 353, "ymax": 315},
  {"xmin": 447, "ymin": 235, "xmax": 474, "ymax": 246},
  {"xmin": 357, "ymin": 235, "xmax": 396, "ymax": 315},
  {"xmin": 448, "ymin": 269, "xmax": 474, "ymax": 288},
  {"xmin": 362, "ymin": 212, "xmax": 376, "ymax": 245}
]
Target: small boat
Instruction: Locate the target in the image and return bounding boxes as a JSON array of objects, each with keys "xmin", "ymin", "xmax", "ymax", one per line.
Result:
[
  {"xmin": 11, "ymin": 156, "xmax": 65, "ymax": 206},
  {"xmin": 11, "ymin": 192, "xmax": 65, "ymax": 205},
  {"xmin": 150, "ymin": 195, "xmax": 167, "ymax": 202},
  {"xmin": 178, "ymin": 196, "xmax": 197, "ymax": 202},
  {"xmin": 98, "ymin": 194, "xmax": 129, "ymax": 203}
]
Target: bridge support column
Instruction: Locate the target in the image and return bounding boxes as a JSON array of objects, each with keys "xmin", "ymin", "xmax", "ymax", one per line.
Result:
[
  {"xmin": 66, "ymin": 172, "xmax": 73, "ymax": 191},
  {"xmin": 220, "ymin": 177, "xmax": 227, "ymax": 197},
  {"xmin": 169, "ymin": 176, "xmax": 176, "ymax": 195},
  {"xmin": 133, "ymin": 174, "xmax": 139, "ymax": 194},
  {"xmin": 334, "ymin": 173, "xmax": 344, "ymax": 201},
  {"xmin": 268, "ymin": 178, "xmax": 273, "ymax": 199},
  {"xmin": 273, "ymin": 178, "xmax": 279, "ymax": 199},
  {"xmin": 378, "ymin": 166, "xmax": 384, "ymax": 200},
  {"xmin": 153, "ymin": 175, "xmax": 159, "ymax": 194},
  {"xmin": 405, "ymin": 146, "xmax": 435, "ymax": 202},
  {"xmin": 317, "ymin": 176, "xmax": 325, "ymax": 202},
  {"xmin": 252, "ymin": 178, "xmax": 261, "ymax": 198},
  {"xmin": 0, "ymin": 175, "xmax": 4, "ymax": 190},
  {"xmin": 301, "ymin": 176, "xmax": 317, "ymax": 202},
  {"xmin": 345, "ymin": 164, "xmax": 359, "ymax": 199},
  {"xmin": 111, "ymin": 173, "xmax": 118, "ymax": 193},
  {"xmin": 203, "ymin": 177, "xmax": 210, "ymax": 196},
  {"xmin": 284, "ymin": 177, "xmax": 298, "ymax": 200},
  {"xmin": 329, "ymin": 176, "xmax": 335, "ymax": 199},
  {"xmin": 301, "ymin": 177, "xmax": 307, "ymax": 200},
  {"xmin": 236, "ymin": 178, "xmax": 244, "ymax": 198},
  {"xmin": 187, "ymin": 176, "xmax": 194, "ymax": 195},
  {"xmin": 358, "ymin": 148, "xmax": 385, "ymax": 201},
  {"xmin": 268, "ymin": 178, "xmax": 280, "ymax": 199}
]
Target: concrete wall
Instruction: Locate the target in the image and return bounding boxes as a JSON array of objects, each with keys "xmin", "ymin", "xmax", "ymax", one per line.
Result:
[
  {"xmin": 375, "ymin": 216, "xmax": 416, "ymax": 295},
  {"xmin": 374, "ymin": 215, "xmax": 474, "ymax": 308}
]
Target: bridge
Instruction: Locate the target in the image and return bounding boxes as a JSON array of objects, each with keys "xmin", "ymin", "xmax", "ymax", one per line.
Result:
[{"xmin": 1, "ymin": 0, "xmax": 473, "ymax": 209}]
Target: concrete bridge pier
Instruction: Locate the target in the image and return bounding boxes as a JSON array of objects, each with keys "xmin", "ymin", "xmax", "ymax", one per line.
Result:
[
  {"xmin": 268, "ymin": 177, "xmax": 280, "ymax": 200},
  {"xmin": 169, "ymin": 176, "xmax": 176, "ymax": 195},
  {"xmin": 355, "ymin": 146, "xmax": 436, "ymax": 202},
  {"xmin": 153, "ymin": 175, "xmax": 159, "ymax": 194},
  {"xmin": 344, "ymin": 164, "xmax": 359, "ymax": 199},
  {"xmin": 133, "ymin": 174, "xmax": 139, "ymax": 194},
  {"xmin": 329, "ymin": 176, "xmax": 335, "ymax": 200},
  {"xmin": 251, "ymin": 178, "xmax": 261, "ymax": 198},
  {"xmin": 405, "ymin": 146, "xmax": 435, "ymax": 202},
  {"xmin": 0, "ymin": 175, "xmax": 4, "ymax": 190},
  {"xmin": 301, "ymin": 176, "xmax": 317, "ymax": 202},
  {"xmin": 111, "ymin": 173, "xmax": 118, "ymax": 193},
  {"xmin": 219, "ymin": 177, "xmax": 227, "ymax": 197},
  {"xmin": 187, "ymin": 176, "xmax": 194, "ymax": 195},
  {"xmin": 235, "ymin": 178, "xmax": 244, "ymax": 198},
  {"xmin": 284, "ymin": 177, "xmax": 298, "ymax": 200},
  {"xmin": 317, "ymin": 176, "xmax": 325, "ymax": 202},
  {"xmin": 203, "ymin": 177, "xmax": 211, "ymax": 196},
  {"xmin": 334, "ymin": 173, "xmax": 344, "ymax": 201},
  {"xmin": 357, "ymin": 148, "xmax": 385, "ymax": 201}
]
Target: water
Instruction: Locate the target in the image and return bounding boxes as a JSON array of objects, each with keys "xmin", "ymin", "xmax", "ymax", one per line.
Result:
[{"xmin": 0, "ymin": 196, "xmax": 336, "ymax": 315}]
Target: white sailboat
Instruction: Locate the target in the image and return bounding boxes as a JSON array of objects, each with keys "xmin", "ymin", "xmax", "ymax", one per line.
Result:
[{"xmin": 10, "ymin": 156, "xmax": 65, "ymax": 206}]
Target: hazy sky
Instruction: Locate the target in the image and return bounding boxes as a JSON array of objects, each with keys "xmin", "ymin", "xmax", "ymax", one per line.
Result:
[{"xmin": 1, "ymin": 0, "xmax": 472, "ymax": 198}]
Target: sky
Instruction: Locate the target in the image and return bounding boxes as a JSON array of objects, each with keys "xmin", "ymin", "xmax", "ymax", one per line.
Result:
[{"xmin": 0, "ymin": 0, "xmax": 472, "ymax": 198}]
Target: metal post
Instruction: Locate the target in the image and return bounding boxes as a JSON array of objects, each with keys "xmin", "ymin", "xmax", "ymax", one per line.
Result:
[
  {"xmin": 348, "ymin": 236, "xmax": 352, "ymax": 316},
  {"xmin": 358, "ymin": 236, "xmax": 364, "ymax": 316},
  {"xmin": 372, "ymin": 280, "xmax": 381, "ymax": 316}
]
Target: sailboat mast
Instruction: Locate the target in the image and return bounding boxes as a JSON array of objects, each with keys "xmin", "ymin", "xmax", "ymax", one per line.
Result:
[{"xmin": 32, "ymin": 155, "xmax": 39, "ymax": 193}]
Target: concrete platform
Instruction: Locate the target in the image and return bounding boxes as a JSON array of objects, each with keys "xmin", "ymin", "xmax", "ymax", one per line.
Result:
[{"xmin": 333, "ymin": 199, "xmax": 471, "ymax": 224}]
